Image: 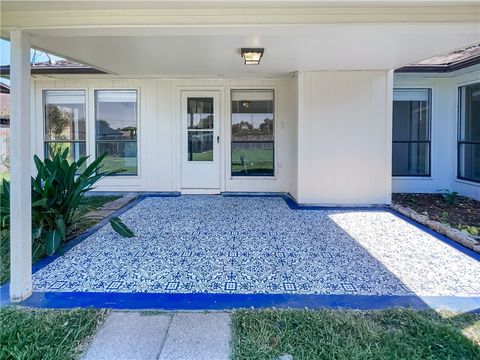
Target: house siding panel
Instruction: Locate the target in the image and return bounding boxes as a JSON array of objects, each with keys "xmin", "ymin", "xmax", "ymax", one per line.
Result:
[{"xmin": 296, "ymin": 70, "xmax": 392, "ymax": 205}]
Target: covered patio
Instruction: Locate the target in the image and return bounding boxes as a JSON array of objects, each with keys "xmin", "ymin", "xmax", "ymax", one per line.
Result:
[
  {"xmin": 21, "ymin": 194, "xmax": 480, "ymax": 311},
  {"xmin": 2, "ymin": 0, "xmax": 479, "ymax": 304}
]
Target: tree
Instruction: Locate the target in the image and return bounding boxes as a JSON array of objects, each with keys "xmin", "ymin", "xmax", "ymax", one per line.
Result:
[
  {"xmin": 259, "ymin": 118, "xmax": 273, "ymax": 134},
  {"xmin": 47, "ymin": 105, "xmax": 71, "ymax": 140}
]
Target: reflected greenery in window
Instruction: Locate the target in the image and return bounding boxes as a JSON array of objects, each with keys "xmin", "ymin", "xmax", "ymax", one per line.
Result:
[
  {"xmin": 43, "ymin": 90, "xmax": 86, "ymax": 173},
  {"xmin": 187, "ymin": 98, "xmax": 214, "ymax": 161},
  {"xmin": 95, "ymin": 90, "xmax": 138, "ymax": 175},
  {"xmin": 231, "ymin": 90, "xmax": 274, "ymax": 176}
]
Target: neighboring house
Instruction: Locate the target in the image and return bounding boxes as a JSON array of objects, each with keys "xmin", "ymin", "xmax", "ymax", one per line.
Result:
[
  {"xmin": 0, "ymin": 82, "xmax": 10, "ymax": 176},
  {"xmin": 0, "ymin": 81, "xmax": 9, "ymax": 105},
  {"xmin": 0, "ymin": 82, "xmax": 9, "ymax": 121}
]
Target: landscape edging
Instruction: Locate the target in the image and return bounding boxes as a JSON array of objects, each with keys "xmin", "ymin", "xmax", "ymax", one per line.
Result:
[{"xmin": 390, "ymin": 203, "xmax": 480, "ymax": 254}]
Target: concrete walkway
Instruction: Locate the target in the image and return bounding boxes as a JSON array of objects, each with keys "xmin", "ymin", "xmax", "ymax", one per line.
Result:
[{"xmin": 82, "ymin": 312, "xmax": 232, "ymax": 360}]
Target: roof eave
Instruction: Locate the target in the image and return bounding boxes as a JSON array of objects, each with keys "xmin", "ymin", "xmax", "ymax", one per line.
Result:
[
  {"xmin": 395, "ymin": 55, "xmax": 480, "ymax": 73},
  {"xmin": 0, "ymin": 65, "xmax": 107, "ymax": 78}
]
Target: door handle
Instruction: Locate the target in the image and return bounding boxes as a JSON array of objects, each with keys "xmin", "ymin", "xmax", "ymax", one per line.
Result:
[{"xmin": 217, "ymin": 136, "xmax": 220, "ymax": 143}]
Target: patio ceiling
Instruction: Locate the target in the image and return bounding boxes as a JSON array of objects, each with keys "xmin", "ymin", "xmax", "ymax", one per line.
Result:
[{"xmin": 1, "ymin": 1, "xmax": 479, "ymax": 77}]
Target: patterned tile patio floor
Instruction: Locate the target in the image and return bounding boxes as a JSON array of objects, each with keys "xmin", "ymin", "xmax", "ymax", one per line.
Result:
[{"xmin": 33, "ymin": 196, "xmax": 480, "ymax": 298}]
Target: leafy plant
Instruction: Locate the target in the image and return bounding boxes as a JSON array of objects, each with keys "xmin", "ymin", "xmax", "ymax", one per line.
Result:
[
  {"xmin": 109, "ymin": 217, "xmax": 135, "ymax": 238},
  {"xmin": 438, "ymin": 189, "xmax": 460, "ymax": 206},
  {"xmin": 458, "ymin": 224, "xmax": 479, "ymax": 237},
  {"xmin": 0, "ymin": 148, "xmax": 135, "ymax": 266},
  {"xmin": 440, "ymin": 211, "xmax": 449, "ymax": 223},
  {"xmin": 0, "ymin": 179, "xmax": 47, "ymax": 282}
]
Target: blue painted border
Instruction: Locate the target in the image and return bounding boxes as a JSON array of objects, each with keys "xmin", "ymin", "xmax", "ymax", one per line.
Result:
[
  {"xmin": 15, "ymin": 291, "xmax": 480, "ymax": 313},
  {"xmin": 1, "ymin": 192, "xmax": 478, "ymax": 311}
]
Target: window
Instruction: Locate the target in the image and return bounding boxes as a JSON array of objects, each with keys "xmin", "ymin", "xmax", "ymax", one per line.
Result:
[
  {"xmin": 458, "ymin": 83, "xmax": 480, "ymax": 183},
  {"xmin": 95, "ymin": 90, "xmax": 138, "ymax": 175},
  {"xmin": 392, "ymin": 89, "xmax": 431, "ymax": 177},
  {"xmin": 187, "ymin": 98, "xmax": 214, "ymax": 161},
  {"xmin": 231, "ymin": 90, "xmax": 274, "ymax": 176},
  {"xmin": 43, "ymin": 90, "xmax": 86, "ymax": 170}
]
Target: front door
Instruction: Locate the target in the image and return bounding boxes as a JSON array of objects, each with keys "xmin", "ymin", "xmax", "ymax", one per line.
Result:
[{"xmin": 181, "ymin": 91, "xmax": 220, "ymax": 191}]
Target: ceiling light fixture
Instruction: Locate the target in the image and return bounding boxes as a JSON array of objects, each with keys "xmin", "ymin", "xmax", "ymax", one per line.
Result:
[{"xmin": 241, "ymin": 48, "xmax": 264, "ymax": 65}]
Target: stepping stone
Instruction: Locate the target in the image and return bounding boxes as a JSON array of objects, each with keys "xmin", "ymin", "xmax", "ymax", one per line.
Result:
[
  {"xmin": 101, "ymin": 193, "xmax": 137, "ymax": 210},
  {"xmin": 158, "ymin": 312, "xmax": 231, "ymax": 360},
  {"xmin": 84, "ymin": 193, "xmax": 137, "ymax": 220},
  {"xmin": 85, "ymin": 209, "xmax": 116, "ymax": 220},
  {"xmin": 82, "ymin": 312, "xmax": 171, "ymax": 360}
]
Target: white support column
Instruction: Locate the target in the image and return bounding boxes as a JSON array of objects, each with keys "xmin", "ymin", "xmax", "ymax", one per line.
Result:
[{"xmin": 9, "ymin": 30, "xmax": 32, "ymax": 302}]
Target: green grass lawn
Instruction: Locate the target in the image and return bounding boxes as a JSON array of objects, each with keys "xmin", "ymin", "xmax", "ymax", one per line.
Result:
[
  {"xmin": 0, "ymin": 173, "xmax": 9, "ymax": 183},
  {"xmin": 0, "ymin": 195, "xmax": 120, "ymax": 284},
  {"xmin": 0, "ymin": 307, "xmax": 108, "ymax": 360},
  {"xmin": 70, "ymin": 195, "xmax": 121, "ymax": 237},
  {"xmin": 232, "ymin": 309, "xmax": 480, "ymax": 360},
  {"xmin": 232, "ymin": 148, "xmax": 273, "ymax": 175},
  {"xmin": 100, "ymin": 157, "xmax": 137, "ymax": 175},
  {"xmin": 192, "ymin": 150, "xmax": 213, "ymax": 161}
]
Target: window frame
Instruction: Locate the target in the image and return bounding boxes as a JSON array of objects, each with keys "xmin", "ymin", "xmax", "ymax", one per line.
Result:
[
  {"xmin": 229, "ymin": 88, "xmax": 276, "ymax": 178},
  {"xmin": 392, "ymin": 88, "xmax": 432, "ymax": 178},
  {"xmin": 94, "ymin": 89, "xmax": 139, "ymax": 177},
  {"xmin": 457, "ymin": 81, "xmax": 480, "ymax": 184},
  {"xmin": 42, "ymin": 89, "xmax": 88, "ymax": 166}
]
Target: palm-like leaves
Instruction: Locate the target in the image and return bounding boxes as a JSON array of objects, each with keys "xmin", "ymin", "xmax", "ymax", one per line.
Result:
[
  {"xmin": 109, "ymin": 217, "xmax": 135, "ymax": 238},
  {"xmin": 1, "ymin": 149, "xmax": 134, "ymax": 266}
]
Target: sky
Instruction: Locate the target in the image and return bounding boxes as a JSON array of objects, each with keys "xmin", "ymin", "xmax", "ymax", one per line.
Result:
[{"xmin": 1, "ymin": 39, "xmax": 64, "ymax": 85}]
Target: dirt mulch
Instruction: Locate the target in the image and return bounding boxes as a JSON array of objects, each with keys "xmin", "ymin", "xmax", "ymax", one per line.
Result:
[{"xmin": 392, "ymin": 193, "xmax": 480, "ymax": 229}]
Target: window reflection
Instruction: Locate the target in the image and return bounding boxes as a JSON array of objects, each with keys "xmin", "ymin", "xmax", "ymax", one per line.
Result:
[
  {"xmin": 231, "ymin": 90, "xmax": 274, "ymax": 176},
  {"xmin": 95, "ymin": 90, "xmax": 138, "ymax": 175},
  {"xmin": 43, "ymin": 90, "xmax": 87, "ymax": 173},
  {"xmin": 187, "ymin": 97, "xmax": 214, "ymax": 161}
]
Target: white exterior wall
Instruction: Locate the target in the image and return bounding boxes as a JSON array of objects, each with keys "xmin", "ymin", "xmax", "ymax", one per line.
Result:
[
  {"xmin": 393, "ymin": 65, "xmax": 480, "ymax": 200},
  {"xmin": 32, "ymin": 77, "xmax": 297, "ymax": 194},
  {"xmin": 295, "ymin": 71, "xmax": 393, "ymax": 205}
]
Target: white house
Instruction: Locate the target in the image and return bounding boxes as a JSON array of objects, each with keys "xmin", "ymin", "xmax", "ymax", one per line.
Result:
[
  {"xmin": 1, "ymin": 0, "xmax": 479, "ymax": 301},
  {"xmin": 393, "ymin": 58, "xmax": 480, "ymax": 200}
]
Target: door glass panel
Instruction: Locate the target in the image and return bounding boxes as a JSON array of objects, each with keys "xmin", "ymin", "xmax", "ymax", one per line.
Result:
[
  {"xmin": 186, "ymin": 97, "xmax": 214, "ymax": 161},
  {"xmin": 188, "ymin": 131, "xmax": 213, "ymax": 161},
  {"xmin": 187, "ymin": 98, "xmax": 214, "ymax": 129}
]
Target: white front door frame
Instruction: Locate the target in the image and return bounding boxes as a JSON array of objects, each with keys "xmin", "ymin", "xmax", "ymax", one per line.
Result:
[{"xmin": 180, "ymin": 90, "xmax": 222, "ymax": 193}]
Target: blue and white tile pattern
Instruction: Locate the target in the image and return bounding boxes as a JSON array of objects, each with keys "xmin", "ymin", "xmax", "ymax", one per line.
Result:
[{"xmin": 32, "ymin": 196, "xmax": 480, "ymax": 297}]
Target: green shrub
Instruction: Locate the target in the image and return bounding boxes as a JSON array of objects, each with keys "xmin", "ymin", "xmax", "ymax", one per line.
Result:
[
  {"xmin": 0, "ymin": 149, "xmax": 134, "ymax": 283},
  {"xmin": 438, "ymin": 189, "xmax": 460, "ymax": 206},
  {"xmin": 30, "ymin": 149, "xmax": 120, "ymax": 256}
]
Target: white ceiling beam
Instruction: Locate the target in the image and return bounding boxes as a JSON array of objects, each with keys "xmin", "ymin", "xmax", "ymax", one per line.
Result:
[{"xmin": 1, "ymin": 5, "xmax": 479, "ymax": 32}]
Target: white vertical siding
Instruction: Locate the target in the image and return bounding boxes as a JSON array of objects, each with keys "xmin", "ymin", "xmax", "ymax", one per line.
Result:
[
  {"xmin": 32, "ymin": 77, "xmax": 297, "ymax": 193},
  {"xmin": 296, "ymin": 71, "xmax": 392, "ymax": 205}
]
